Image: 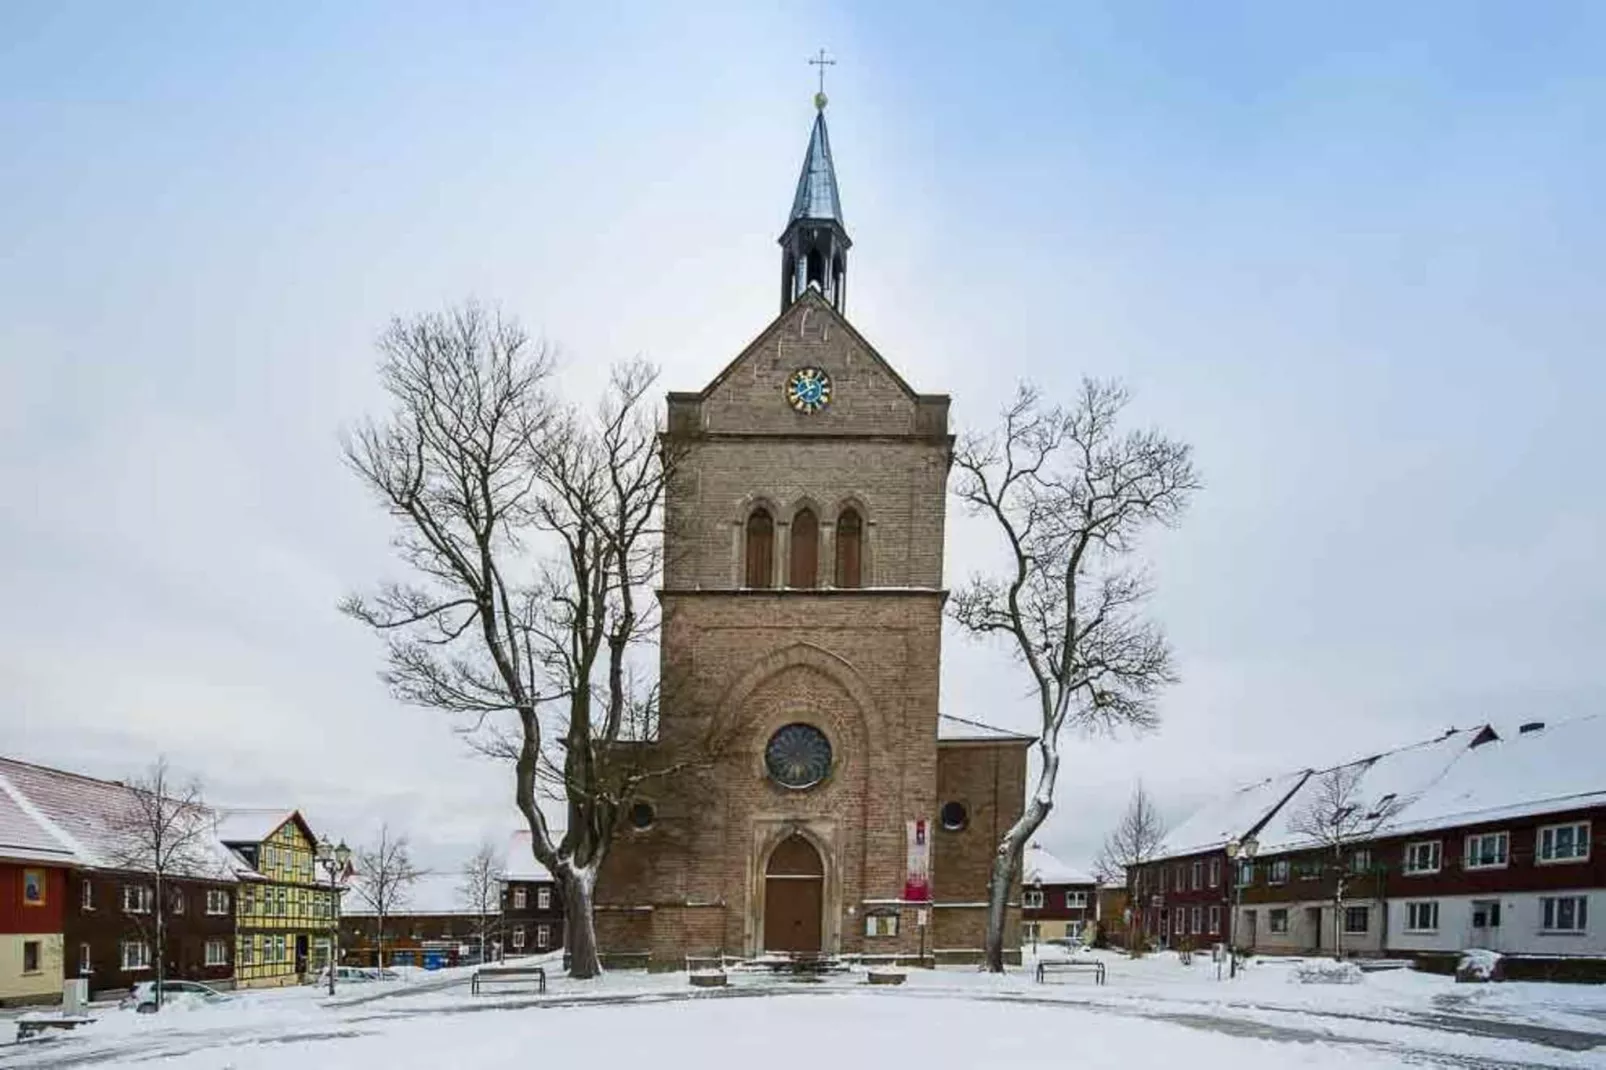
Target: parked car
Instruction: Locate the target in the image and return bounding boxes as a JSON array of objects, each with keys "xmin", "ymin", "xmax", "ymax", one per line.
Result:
[
  {"xmin": 314, "ymin": 965, "xmax": 402, "ymax": 986},
  {"xmin": 120, "ymin": 980, "xmax": 233, "ymax": 1013}
]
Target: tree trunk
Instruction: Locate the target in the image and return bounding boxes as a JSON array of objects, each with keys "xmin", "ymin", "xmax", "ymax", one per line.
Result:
[
  {"xmin": 983, "ymin": 794, "xmax": 1049, "ymax": 972},
  {"xmin": 154, "ymin": 874, "xmax": 165, "ymax": 1010},
  {"xmin": 561, "ymin": 867, "xmax": 602, "ymax": 979}
]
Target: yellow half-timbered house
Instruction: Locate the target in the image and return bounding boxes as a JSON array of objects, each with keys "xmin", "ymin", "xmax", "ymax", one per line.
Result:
[{"xmin": 216, "ymin": 810, "xmax": 338, "ymax": 988}]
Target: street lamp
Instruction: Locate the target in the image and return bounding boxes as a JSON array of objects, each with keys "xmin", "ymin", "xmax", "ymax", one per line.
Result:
[
  {"xmin": 1224, "ymin": 836, "xmax": 1258, "ymax": 979},
  {"xmin": 314, "ymin": 837, "xmax": 352, "ymax": 996}
]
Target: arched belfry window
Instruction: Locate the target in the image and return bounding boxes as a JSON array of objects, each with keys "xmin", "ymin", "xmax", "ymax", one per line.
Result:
[
  {"xmin": 745, "ymin": 508, "xmax": 774, "ymax": 589},
  {"xmin": 835, "ymin": 508, "xmax": 863, "ymax": 588},
  {"xmin": 806, "ymin": 248, "xmax": 824, "ymax": 289},
  {"xmin": 789, "ymin": 508, "xmax": 819, "ymax": 589}
]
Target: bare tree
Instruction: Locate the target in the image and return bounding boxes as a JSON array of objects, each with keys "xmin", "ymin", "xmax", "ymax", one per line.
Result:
[
  {"xmin": 351, "ymin": 825, "xmax": 423, "ymax": 969},
  {"xmin": 458, "ymin": 842, "xmax": 504, "ymax": 965},
  {"xmin": 1092, "ymin": 783, "xmax": 1167, "ymax": 956},
  {"xmin": 951, "ymin": 380, "xmax": 1198, "ymax": 971},
  {"xmin": 1284, "ymin": 764, "xmax": 1403, "ymax": 960},
  {"xmin": 343, "ymin": 305, "xmax": 719, "ymax": 978},
  {"xmin": 104, "ymin": 758, "xmax": 218, "ymax": 1010}
]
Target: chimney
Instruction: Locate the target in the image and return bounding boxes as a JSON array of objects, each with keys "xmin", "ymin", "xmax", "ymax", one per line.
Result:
[{"xmin": 1519, "ymin": 721, "xmax": 1545, "ymax": 735}]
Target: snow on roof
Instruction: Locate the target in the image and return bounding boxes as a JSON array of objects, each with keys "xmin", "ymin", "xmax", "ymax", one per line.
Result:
[
  {"xmin": 1254, "ymin": 727, "xmax": 1485, "ymax": 854},
  {"xmin": 0, "ymin": 770, "xmax": 78, "ymax": 866},
  {"xmin": 1379, "ymin": 715, "xmax": 1606, "ymax": 836},
  {"xmin": 343, "ymin": 871, "xmax": 471, "ymax": 917},
  {"xmin": 213, "ymin": 808, "xmax": 301, "ymax": 846},
  {"xmin": 503, "ymin": 829, "xmax": 556, "ymax": 883},
  {"xmin": 0, "ymin": 756, "xmax": 251, "ymax": 880},
  {"xmin": 1159, "ymin": 771, "xmax": 1310, "ymax": 859},
  {"xmin": 937, "ymin": 714, "xmax": 1034, "ymax": 743},
  {"xmin": 1022, "ymin": 843, "xmax": 1095, "ymax": 887}
]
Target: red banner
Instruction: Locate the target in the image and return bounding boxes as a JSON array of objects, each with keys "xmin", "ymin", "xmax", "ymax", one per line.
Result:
[{"xmin": 904, "ymin": 818, "xmax": 931, "ymax": 902}]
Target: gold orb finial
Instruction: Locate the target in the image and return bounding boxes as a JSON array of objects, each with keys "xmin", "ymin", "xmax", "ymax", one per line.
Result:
[{"xmin": 814, "ymin": 90, "xmax": 828, "ymax": 111}]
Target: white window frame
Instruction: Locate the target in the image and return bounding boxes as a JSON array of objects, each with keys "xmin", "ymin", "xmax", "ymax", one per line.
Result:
[
  {"xmin": 1208, "ymin": 905, "xmax": 1221, "ymax": 934},
  {"xmin": 1065, "ymin": 890, "xmax": 1087, "ymax": 909},
  {"xmin": 205, "ymin": 939, "xmax": 229, "ymax": 967},
  {"xmin": 537, "ymin": 924, "xmax": 552, "ymax": 948},
  {"xmin": 121, "ymin": 940, "xmax": 152, "ymax": 971},
  {"xmin": 79, "ymin": 942, "xmax": 92, "ymax": 975},
  {"xmin": 206, "ymin": 889, "xmax": 230, "ymax": 915},
  {"xmin": 511, "ymin": 926, "xmax": 526, "ymax": 950},
  {"xmin": 1022, "ymin": 889, "xmax": 1044, "ymax": 909},
  {"xmin": 1191, "ymin": 906, "xmax": 1202, "ymax": 934},
  {"xmin": 1268, "ymin": 908, "xmax": 1289, "ymax": 935},
  {"xmin": 1349, "ymin": 849, "xmax": 1372, "ymax": 874},
  {"xmin": 1343, "ymin": 905, "xmax": 1370, "ymax": 934},
  {"xmin": 1537, "ymin": 822, "xmax": 1591, "ymax": 865},
  {"xmin": 1236, "ymin": 860, "xmax": 1254, "ymax": 887},
  {"xmin": 1208, "ymin": 857, "xmax": 1221, "ymax": 888},
  {"xmin": 1405, "ymin": 901, "xmax": 1439, "ymax": 932},
  {"xmin": 865, "ymin": 913, "xmax": 899, "ymax": 938},
  {"xmin": 1173, "ymin": 907, "xmax": 1185, "ymax": 935},
  {"xmin": 1268, "ymin": 859, "xmax": 1290, "ymax": 885},
  {"xmin": 81, "ymin": 879, "xmax": 94, "ymax": 911},
  {"xmin": 123, "ymin": 884, "xmax": 152, "ymax": 914},
  {"xmin": 1464, "ymin": 831, "xmax": 1509, "ymax": 870},
  {"xmin": 1403, "ymin": 840, "xmax": 1441, "ymax": 875},
  {"xmin": 537, "ymin": 886, "xmax": 551, "ymax": 910},
  {"xmin": 1191, "ymin": 861, "xmax": 1202, "ymax": 890},
  {"xmin": 171, "ymin": 889, "xmax": 185, "ymax": 914},
  {"xmin": 1541, "ymin": 895, "xmax": 1588, "ymax": 933},
  {"xmin": 1174, "ymin": 866, "xmax": 1185, "ymax": 892},
  {"xmin": 513, "ymin": 887, "xmax": 528, "ymax": 910},
  {"xmin": 240, "ymin": 936, "xmax": 255, "ymax": 966},
  {"xmin": 1021, "ymin": 921, "xmax": 1040, "ymax": 943}
]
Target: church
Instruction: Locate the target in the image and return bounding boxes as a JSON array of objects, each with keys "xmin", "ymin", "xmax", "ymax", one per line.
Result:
[{"xmin": 594, "ymin": 92, "xmax": 1031, "ymax": 968}]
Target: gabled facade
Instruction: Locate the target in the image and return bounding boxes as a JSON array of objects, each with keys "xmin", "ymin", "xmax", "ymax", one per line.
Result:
[
  {"xmin": 1020, "ymin": 843, "xmax": 1098, "ymax": 946},
  {"xmin": 502, "ymin": 831, "xmax": 564, "ymax": 959},
  {"xmin": 216, "ymin": 809, "xmax": 336, "ymax": 987},
  {"xmin": 0, "ymin": 775, "xmax": 73, "ymax": 1005}
]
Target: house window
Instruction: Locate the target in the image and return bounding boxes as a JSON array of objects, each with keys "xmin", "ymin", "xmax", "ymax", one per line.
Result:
[
  {"xmin": 1344, "ymin": 906, "xmax": 1370, "ymax": 934},
  {"xmin": 171, "ymin": 889, "xmax": 185, "ymax": 914},
  {"xmin": 1208, "ymin": 858, "xmax": 1221, "ymax": 888},
  {"xmin": 1403, "ymin": 841, "xmax": 1441, "ymax": 875},
  {"xmin": 865, "ymin": 913, "xmax": 900, "ymax": 938},
  {"xmin": 82, "ymin": 879, "xmax": 94, "ymax": 911},
  {"xmin": 205, "ymin": 939, "xmax": 229, "ymax": 967},
  {"xmin": 275, "ymin": 934, "xmax": 287, "ymax": 963},
  {"xmin": 1268, "ymin": 859, "xmax": 1290, "ymax": 885},
  {"xmin": 240, "ymin": 937, "xmax": 255, "ymax": 966},
  {"xmin": 788, "ymin": 507, "xmax": 819, "ymax": 588},
  {"xmin": 1022, "ymin": 921, "xmax": 1040, "ymax": 943},
  {"xmin": 1236, "ymin": 861, "xmax": 1254, "ymax": 887},
  {"xmin": 1065, "ymin": 891, "xmax": 1087, "ymax": 909},
  {"xmin": 1174, "ymin": 866, "xmax": 1185, "ymax": 892},
  {"xmin": 1349, "ymin": 849, "xmax": 1372, "ymax": 874},
  {"xmin": 1464, "ymin": 832, "xmax": 1508, "ymax": 870},
  {"xmin": 123, "ymin": 884, "xmax": 152, "ymax": 914},
  {"xmin": 1023, "ymin": 889, "xmax": 1045, "ymax": 909},
  {"xmin": 1471, "ymin": 900, "xmax": 1501, "ymax": 929},
  {"xmin": 277, "ymin": 888, "xmax": 288, "ymax": 915},
  {"xmin": 1538, "ymin": 822, "xmax": 1590, "ymax": 864},
  {"xmin": 1174, "ymin": 907, "xmax": 1185, "ymax": 935},
  {"xmin": 537, "ymin": 887, "xmax": 551, "ymax": 911},
  {"xmin": 834, "ymin": 508, "xmax": 863, "ymax": 588},
  {"xmin": 536, "ymin": 924, "xmax": 551, "ymax": 948},
  {"xmin": 512, "ymin": 927, "xmax": 526, "ymax": 950},
  {"xmin": 1541, "ymin": 896, "xmax": 1588, "ymax": 933},
  {"xmin": 1209, "ymin": 905, "xmax": 1222, "ymax": 935},
  {"xmin": 79, "ymin": 942, "xmax": 91, "ymax": 975},
  {"xmin": 23, "ymin": 940, "xmax": 41, "ymax": 973},
  {"xmin": 1191, "ymin": 861, "xmax": 1202, "ymax": 890},
  {"xmin": 23, "ymin": 869, "xmax": 46, "ymax": 905},
  {"xmin": 1191, "ymin": 906, "xmax": 1202, "ymax": 934},
  {"xmin": 1405, "ymin": 901, "xmax": 1439, "ymax": 932},
  {"xmin": 121, "ymin": 940, "xmax": 152, "ymax": 971},
  {"xmin": 745, "ymin": 508, "xmax": 775, "ymax": 588},
  {"xmin": 207, "ymin": 889, "xmax": 230, "ymax": 915},
  {"xmin": 1268, "ymin": 909, "xmax": 1289, "ymax": 935},
  {"xmin": 513, "ymin": 887, "xmax": 528, "ymax": 910}
]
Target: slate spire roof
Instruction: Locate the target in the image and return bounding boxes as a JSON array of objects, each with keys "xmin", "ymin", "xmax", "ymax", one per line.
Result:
[{"xmin": 788, "ymin": 108, "xmax": 844, "ymax": 226}]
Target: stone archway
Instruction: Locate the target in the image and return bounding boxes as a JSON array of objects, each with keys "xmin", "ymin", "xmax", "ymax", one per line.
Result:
[{"xmin": 763, "ymin": 833, "xmax": 824, "ymax": 954}]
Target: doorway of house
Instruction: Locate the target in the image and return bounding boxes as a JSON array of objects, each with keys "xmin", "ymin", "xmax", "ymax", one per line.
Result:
[
  {"xmin": 1471, "ymin": 900, "xmax": 1502, "ymax": 950},
  {"xmin": 1306, "ymin": 907, "xmax": 1323, "ymax": 953},
  {"xmin": 763, "ymin": 834, "xmax": 824, "ymax": 954}
]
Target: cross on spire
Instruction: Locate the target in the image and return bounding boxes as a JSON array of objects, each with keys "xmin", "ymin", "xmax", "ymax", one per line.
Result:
[{"xmin": 809, "ymin": 48, "xmax": 835, "ymax": 106}]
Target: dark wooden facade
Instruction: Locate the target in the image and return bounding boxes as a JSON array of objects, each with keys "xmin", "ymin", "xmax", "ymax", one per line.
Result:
[
  {"xmin": 1133, "ymin": 849, "xmax": 1234, "ymax": 949},
  {"xmin": 65, "ymin": 870, "xmax": 237, "ymax": 997},
  {"xmin": 501, "ymin": 877, "xmax": 565, "ymax": 957}
]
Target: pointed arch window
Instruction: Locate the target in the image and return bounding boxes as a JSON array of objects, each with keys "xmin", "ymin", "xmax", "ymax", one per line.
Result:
[
  {"xmin": 789, "ymin": 508, "xmax": 819, "ymax": 588},
  {"xmin": 835, "ymin": 508, "xmax": 863, "ymax": 588},
  {"xmin": 745, "ymin": 508, "xmax": 774, "ymax": 589}
]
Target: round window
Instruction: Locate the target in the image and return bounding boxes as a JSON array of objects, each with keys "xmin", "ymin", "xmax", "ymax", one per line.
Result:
[
  {"xmin": 765, "ymin": 723, "xmax": 833, "ymax": 789},
  {"xmin": 629, "ymin": 802, "xmax": 655, "ymax": 830},
  {"xmin": 940, "ymin": 801, "xmax": 968, "ymax": 831}
]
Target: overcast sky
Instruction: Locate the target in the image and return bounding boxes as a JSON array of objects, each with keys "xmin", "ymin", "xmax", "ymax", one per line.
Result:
[{"xmin": 3, "ymin": 3, "xmax": 1603, "ymax": 878}]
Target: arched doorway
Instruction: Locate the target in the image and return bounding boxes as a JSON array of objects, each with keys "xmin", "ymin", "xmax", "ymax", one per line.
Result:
[{"xmin": 763, "ymin": 834, "xmax": 824, "ymax": 954}]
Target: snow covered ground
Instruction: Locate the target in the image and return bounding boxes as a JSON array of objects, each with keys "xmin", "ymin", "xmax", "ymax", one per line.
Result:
[{"xmin": 3, "ymin": 950, "xmax": 1604, "ymax": 1068}]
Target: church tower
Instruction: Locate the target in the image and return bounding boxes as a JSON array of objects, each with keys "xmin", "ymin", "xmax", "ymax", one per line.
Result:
[
  {"xmin": 593, "ymin": 88, "xmax": 1029, "ymax": 970},
  {"xmin": 779, "ymin": 94, "xmax": 850, "ymax": 314}
]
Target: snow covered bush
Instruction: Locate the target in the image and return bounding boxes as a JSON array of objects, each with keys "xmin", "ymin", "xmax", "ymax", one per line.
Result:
[
  {"xmin": 1293, "ymin": 960, "xmax": 1364, "ymax": 985},
  {"xmin": 1455, "ymin": 949, "xmax": 1504, "ymax": 983}
]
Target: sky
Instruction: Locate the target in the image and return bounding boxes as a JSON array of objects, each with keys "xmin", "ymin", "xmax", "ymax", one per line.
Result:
[{"xmin": 2, "ymin": 2, "xmax": 1604, "ymax": 879}]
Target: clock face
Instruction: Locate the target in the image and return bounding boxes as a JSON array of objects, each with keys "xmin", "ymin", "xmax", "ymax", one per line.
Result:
[{"xmin": 785, "ymin": 367, "xmax": 833, "ymax": 414}]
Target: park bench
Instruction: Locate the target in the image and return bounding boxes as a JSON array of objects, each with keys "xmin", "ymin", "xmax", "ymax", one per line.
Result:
[
  {"xmin": 471, "ymin": 965, "xmax": 547, "ymax": 995},
  {"xmin": 16, "ymin": 1015, "xmax": 93, "ymax": 1040},
  {"xmin": 1035, "ymin": 959, "xmax": 1106, "ymax": 986}
]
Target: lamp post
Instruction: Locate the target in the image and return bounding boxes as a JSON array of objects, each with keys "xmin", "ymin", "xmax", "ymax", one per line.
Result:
[
  {"xmin": 1225, "ymin": 836, "xmax": 1258, "ymax": 979},
  {"xmin": 314, "ymin": 837, "xmax": 352, "ymax": 997}
]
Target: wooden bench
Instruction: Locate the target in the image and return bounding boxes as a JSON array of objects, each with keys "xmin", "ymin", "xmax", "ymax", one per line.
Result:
[
  {"xmin": 1035, "ymin": 959, "xmax": 1106, "ymax": 986},
  {"xmin": 471, "ymin": 965, "xmax": 547, "ymax": 995},
  {"xmin": 16, "ymin": 1015, "xmax": 93, "ymax": 1040}
]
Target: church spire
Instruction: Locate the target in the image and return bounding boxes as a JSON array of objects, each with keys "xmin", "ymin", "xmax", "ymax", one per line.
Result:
[{"xmin": 780, "ymin": 59, "xmax": 851, "ymax": 314}]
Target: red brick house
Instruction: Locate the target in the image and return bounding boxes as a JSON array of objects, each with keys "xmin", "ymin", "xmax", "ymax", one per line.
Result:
[
  {"xmin": 0, "ymin": 776, "xmax": 74, "ymax": 1005},
  {"xmin": 1020, "ymin": 843, "xmax": 1096, "ymax": 947}
]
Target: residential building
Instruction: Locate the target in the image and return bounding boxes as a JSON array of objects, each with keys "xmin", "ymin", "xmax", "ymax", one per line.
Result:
[
  {"xmin": 0, "ymin": 757, "xmax": 247, "ymax": 1000},
  {"xmin": 0, "ymin": 776, "xmax": 72, "ymax": 1005},
  {"xmin": 1095, "ymin": 886, "xmax": 1131, "ymax": 949},
  {"xmin": 1019, "ymin": 844, "xmax": 1097, "ymax": 945},
  {"xmin": 341, "ymin": 873, "xmax": 480, "ymax": 969},
  {"xmin": 503, "ymin": 831, "xmax": 564, "ymax": 959},
  {"xmin": 217, "ymin": 809, "xmax": 336, "ymax": 988}
]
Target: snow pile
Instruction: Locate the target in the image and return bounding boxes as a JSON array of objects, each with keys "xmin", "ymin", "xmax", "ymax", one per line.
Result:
[
  {"xmin": 1456, "ymin": 949, "xmax": 1504, "ymax": 983},
  {"xmin": 1292, "ymin": 960, "xmax": 1364, "ymax": 985}
]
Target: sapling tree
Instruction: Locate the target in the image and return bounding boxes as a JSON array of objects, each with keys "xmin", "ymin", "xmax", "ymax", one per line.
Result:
[
  {"xmin": 1093, "ymin": 783, "xmax": 1167, "ymax": 956},
  {"xmin": 1284, "ymin": 764, "xmax": 1404, "ymax": 960},
  {"xmin": 951, "ymin": 379, "xmax": 1198, "ymax": 971},
  {"xmin": 459, "ymin": 841, "xmax": 505, "ymax": 965},
  {"xmin": 351, "ymin": 824, "xmax": 422, "ymax": 969}
]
